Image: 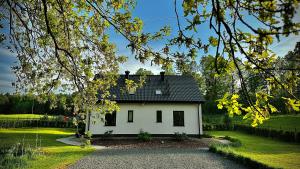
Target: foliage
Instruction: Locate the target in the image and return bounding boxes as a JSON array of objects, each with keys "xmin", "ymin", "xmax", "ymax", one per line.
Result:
[
  {"xmin": 1, "ymin": 0, "xmax": 299, "ymax": 126},
  {"xmin": 0, "ymin": 138, "xmax": 42, "ymax": 169},
  {"xmin": 0, "ymin": 119, "xmax": 73, "ymax": 128},
  {"xmin": 174, "ymin": 0, "xmax": 300, "ymax": 125},
  {"xmin": 103, "ymin": 130, "xmax": 113, "ymax": 138},
  {"xmin": 135, "ymin": 68, "xmax": 154, "ymax": 75},
  {"xmin": 202, "ymin": 113, "xmax": 225, "ymax": 124},
  {"xmin": 137, "ymin": 130, "xmax": 151, "ymax": 142},
  {"xmin": 205, "ymin": 122, "xmax": 300, "ymax": 143},
  {"xmin": 207, "ymin": 131, "xmax": 300, "ymax": 169},
  {"xmin": 0, "ymin": 0, "xmax": 171, "ymax": 119},
  {"xmin": 80, "ymin": 133, "xmax": 91, "ymax": 148},
  {"xmin": 204, "ymin": 113, "xmax": 300, "ymax": 132},
  {"xmin": 0, "ymin": 93, "xmax": 74, "ymax": 116},
  {"xmin": 0, "ymin": 128, "xmax": 94, "ymax": 169},
  {"xmin": 233, "ymin": 124, "xmax": 300, "ymax": 143},
  {"xmin": 173, "ymin": 132, "xmax": 188, "ymax": 141},
  {"xmin": 200, "ymin": 55, "xmax": 232, "ymax": 101},
  {"xmin": 123, "ymin": 75, "xmax": 146, "ymax": 94}
]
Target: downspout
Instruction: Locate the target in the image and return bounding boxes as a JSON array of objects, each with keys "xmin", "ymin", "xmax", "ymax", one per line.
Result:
[
  {"xmin": 87, "ymin": 112, "xmax": 91, "ymax": 132},
  {"xmin": 197, "ymin": 103, "xmax": 200, "ymax": 136}
]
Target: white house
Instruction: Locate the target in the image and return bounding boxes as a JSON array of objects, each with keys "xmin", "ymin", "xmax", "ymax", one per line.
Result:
[{"xmin": 86, "ymin": 71, "xmax": 205, "ymax": 137}]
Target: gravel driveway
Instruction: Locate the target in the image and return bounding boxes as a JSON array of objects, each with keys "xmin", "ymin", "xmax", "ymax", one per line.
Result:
[{"xmin": 69, "ymin": 148, "xmax": 247, "ymax": 169}]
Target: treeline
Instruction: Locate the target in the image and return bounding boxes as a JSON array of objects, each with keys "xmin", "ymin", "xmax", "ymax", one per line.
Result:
[
  {"xmin": 198, "ymin": 42, "xmax": 300, "ymax": 115},
  {"xmin": 0, "ymin": 93, "xmax": 73, "ymax": 116}
]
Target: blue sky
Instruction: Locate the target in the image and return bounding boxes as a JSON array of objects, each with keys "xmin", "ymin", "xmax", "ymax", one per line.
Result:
[{"xmin": 0, "ymin": 0, "xmax": 299, "ymax": 93}]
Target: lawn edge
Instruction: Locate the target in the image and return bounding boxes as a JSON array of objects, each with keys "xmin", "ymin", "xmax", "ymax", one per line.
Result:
[{"xmin": 209, "ymin": 145, "xmax": 282, "ymax": 169}]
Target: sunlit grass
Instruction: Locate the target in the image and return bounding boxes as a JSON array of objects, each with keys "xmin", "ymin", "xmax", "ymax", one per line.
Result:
[
  {"xmin": 0, "ymin": 128, "xmax": 94, "ymax": 169},
  {"xmin": 0, "ymin": 114, "xmax": 55, "ymax": 120},
  {"xmin": 207, "ymin": 131, "xmax": 300, "ymax": 169}
]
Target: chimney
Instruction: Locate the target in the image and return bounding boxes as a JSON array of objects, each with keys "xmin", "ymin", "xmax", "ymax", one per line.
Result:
[
  {"xmin": 125, "ymin": 70, "xmax": 130, "ymax": 79},
  {"xmin": 160, "ymin": 71, "xmax": 165, "ymax": 81}
]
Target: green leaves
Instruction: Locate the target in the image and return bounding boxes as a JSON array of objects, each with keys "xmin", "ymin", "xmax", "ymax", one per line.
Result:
[
  {"xmin": 209, "ymin": 36, "xmax": 218, "ymax": 47},
  {"xmin": 217, "ymin": 93, "xmax": 242, "ymax": 117},
  {"xmin": 2, "ymin": 0, "xmax": 152, "ymax": 117},
  {"xmin": 282, "ymin": 97, "xmax": 300, "ymax": 112},
  {"xmin": 217, "ymin": 91, "xmax": 281, "ymax": 127}
]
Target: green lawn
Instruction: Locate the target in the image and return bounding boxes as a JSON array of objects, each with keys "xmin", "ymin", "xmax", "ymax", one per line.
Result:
[
  {"xmin": 238, "ymin": 115, "xmax": 300, "ymax": 132},
  {"xmin": 0, "ymin": 114, "xmax": 55, "ymax": 120},
  {"xmin": 203, "ymin": 114, "xmax": 300, "ymax": 132},
  {"xmin": 0, "ymin": 128, "xmax": 94, "ymax": 169},
  {"xmin": 207, "ymin": 131, "xmax": 300, "ymax": 169}
]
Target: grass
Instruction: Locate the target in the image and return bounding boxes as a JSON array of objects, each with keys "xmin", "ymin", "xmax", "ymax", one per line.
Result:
[
  {"xmin": 207, "ymin": 131, "xmax": 300, "ymax": 169},
  {"xmin": 203, "ymin": 113, "xmax": 300, "ymax": 132},
  {"xmin": 0, "ymin": 128, "xmax": 94, "ymax": 169},
  {"xmin": 0, "ymin": 114, "xmax": 55, "ymax": 120},
  {"xmin": 236, "ymin": 115, "xmax": 300, "ymax": 132}
]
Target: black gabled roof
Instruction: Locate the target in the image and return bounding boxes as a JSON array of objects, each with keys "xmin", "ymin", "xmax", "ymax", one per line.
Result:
[{"xmin": 102, "ymin": 75, "xmax": 204, "ymax": 103}]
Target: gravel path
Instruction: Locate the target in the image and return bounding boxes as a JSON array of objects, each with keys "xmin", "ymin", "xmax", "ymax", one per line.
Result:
[{"xmin": 69, "ymin": 148, "xmax": 247, "ymax": 169}]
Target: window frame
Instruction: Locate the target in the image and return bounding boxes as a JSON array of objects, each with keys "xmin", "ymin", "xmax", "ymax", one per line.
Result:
[
  {"xmin": 156, "ymin": 110, "xmax": 162, "ymax": 123},
  {"xmin": 104, "ymin": 111, "xmax": 117, "ymax": 126},
  {"xmin": 128, "ymin": 110, "xmax": 133, "ymax": 123},
  {"xmin": 173, "ymin": 111, "xmax": 184, "ymax": 127}
]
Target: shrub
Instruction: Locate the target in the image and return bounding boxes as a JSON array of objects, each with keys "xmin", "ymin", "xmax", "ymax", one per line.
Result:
[
  {"xmin": 200, "ymin": 133, "xmax": 212, "ymax": 138},
  {"xmin": 174, "ymin": 132, "xmax": 188, "ymax": 141},
  {"xmin": 103, "ymin": 130, "xmax": 113, "ymax": 138},
  {"xmin": 234, "ymin": 124, "xmax": 300, "ymax": 143},
  {"xmin": 0, "ymin": 143, "xmax": 40, "ymax": 169},
  {"xmin": 138, "ymin": 130, "xmax": 151, "ymax": 142},
  {"xmin": 223, "ymin": 136, "xmax": 242, "ymax": 147},
  {"xmin": 40, "ymin": 115, "xmax": 49, "ymax": 121},
  {"xmin": 53, "ymin": 115, "xmax": 65, "ymax": 122}
]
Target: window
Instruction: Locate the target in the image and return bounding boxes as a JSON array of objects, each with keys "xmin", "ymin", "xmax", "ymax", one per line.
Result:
[
  {"xmin": 173, "ymin": 111, "xmax": 184, "ymax": 126},
  {"xmin": 128, "ymin": 110, "xmax": 133, "ymax": 122},
  {"xmin": 105, "ymin": 111, "xmax": 116, "ymax": 126},
  {"xmin": 155, "ymin": 89, "xmax": 162, "ymax": 95},
  {"xmin": 156, "ymin": 110, "xmax": 162, "ymax": 123}
]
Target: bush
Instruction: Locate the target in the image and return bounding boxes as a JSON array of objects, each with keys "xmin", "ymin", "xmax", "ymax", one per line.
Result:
[
  {"xmin": 234, "ymin": 124, "xmax": 300, "ymax": 143},
  {"xmin": 0, "ymin": 143, "xmax": 40, "ymax": 169},
  {"xmin": 40, "ymin": 115, "xmax": 49, "ymax": 121},
  {"xmin": 174, "ymin": 132, "xmax": 188, "ymax": 141},
  {"xmin": 138, "ymin": 130, "xmax": 151, "ymax": 142},
  {"xmin": 103, "ymin": 130, "xmax": 113, "ymax": 138},
  {"xmin": 223, "ymin": 136, "xmax": 242, "ymax": 147},
  {"xmin": 200, "ymin": 133, "xmax": 212, "ymax": 138},
  {"xmin": 0, "ymin": 119, "xmax": 74, "ymax": 128}
]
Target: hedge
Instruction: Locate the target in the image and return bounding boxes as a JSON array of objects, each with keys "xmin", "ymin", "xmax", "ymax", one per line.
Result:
[
  {"xmin": 0, "ymin": 120, "xmax": 74, "ymax": 128},
  {"xmin": 233, "ymin": 124, "xmax": 300, "ymax": 143},
  {"xmin": 204, "ymin": 123, "xmax": 300, "ymax": 143},
  {"xmin": 209, "ymin": 146, "xmax": 281, "ymax": 169}
]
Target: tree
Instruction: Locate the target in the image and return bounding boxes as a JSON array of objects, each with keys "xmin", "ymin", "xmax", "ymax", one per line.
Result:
[
  {"xmin": 168, "ymin": 0, "xmax": 300, "ymax": 126},
  {"xmin": 0, "ymin": 0, "xmax": 170, "ymax": 116},
  {"xmin": 135, "ymin": 68, "xmax": 154, "ymax": 75},
  {"xmin": 1, "ymin": 0, "xmax": 300, "ymax": 127}
]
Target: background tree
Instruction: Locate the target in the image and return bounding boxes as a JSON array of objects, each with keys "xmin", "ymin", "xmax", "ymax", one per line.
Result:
[
  {"xmin": 0, "ymin": 0, "xmax": 170, "ymax": 116},
  {"xmin": 1, "ymin": 0, "xmax": 300, "ymax": 126},
  {"xmin": 135, "ymin": 68, "xmax": 154, "ymax": 75},
  {"xmin": 167, "ymin": 0, "xmax": 300, "ymax": 126}
]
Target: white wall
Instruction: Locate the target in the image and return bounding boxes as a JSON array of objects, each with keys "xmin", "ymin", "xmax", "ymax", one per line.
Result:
[{"xmin": 88, "ymin": 103, "xmax": 202, "ymax": 135}]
